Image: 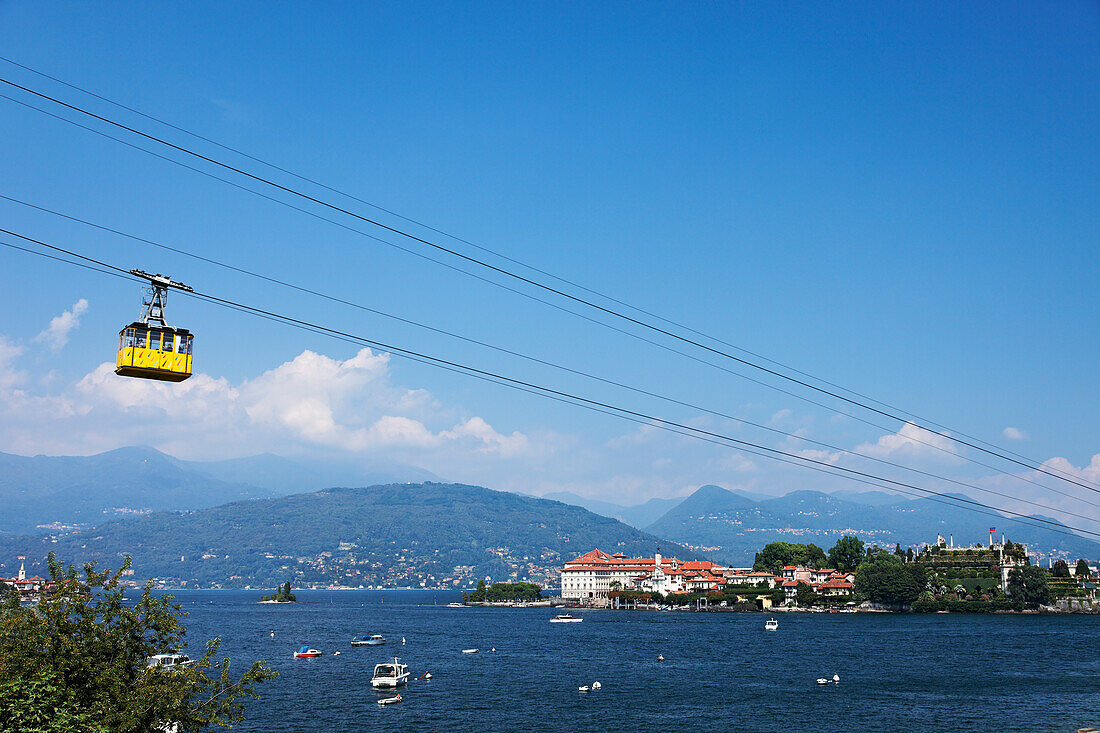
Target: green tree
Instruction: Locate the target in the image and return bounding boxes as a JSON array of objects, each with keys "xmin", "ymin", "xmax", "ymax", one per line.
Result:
[
  {"xmin": 906, "ymin": 547, "xmax": 914, "ymax": 563},
  {"xmin": 0, "ymin": 554, "xmax": 276, "ymax": 732},
  {"xmin": 1051, "ymin": 560, "xmax": 1070, "ymax": 578},
  {"xmin": 827, "ymin": 536, "xmax": 865, "ymax": 573},
  {"xmin": 753, "ymin": 542, "xmax": 827, "ymax": 573},
  {"xmin": 854, "ymin": 555, "xmax": 926, "ymax": 606},
  {"xmin": 911, "ymin": 590, "xmax": 938, "ymax": 613},
  {"xmin": 1007, "ymin": 565, "xmax": 1052, "ymax": 605},
  {"xmin": 1076, "ymin": 559, "xmax": 1091, "ymax": 578},
  {"xmin": 794, "ymin": 583, "xmax": 817, "ymax": 607},
  {"xmin": 894, "ymin": 543, "xmax": 904, "ymax": 558}
]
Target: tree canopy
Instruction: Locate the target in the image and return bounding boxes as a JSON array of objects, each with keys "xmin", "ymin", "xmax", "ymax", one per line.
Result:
[
  {"xmin": 752, "ymin": 542, "xmax": 827, "ymax": 573},
  {"xmin": 826, "ymin": 536, "xmax": 865, "ymax": 573},
  {"xmin": 854, "ymin": 555, "xmax": 926, "ymax": 606},
  {"xmin": 0, "ymin": 554, "xmax": 275, "ymax": 732},
  {"xmin": 1051, "ymin": 560, "xmax": 1070, "ymax": 578},
  {"xmin": 1076, "ymin": 559, "xmax": 1091, "ymax": 577},
  {"xmin": 1007, "ymin": 565, "xmax": 1052, "ymax": 605}
]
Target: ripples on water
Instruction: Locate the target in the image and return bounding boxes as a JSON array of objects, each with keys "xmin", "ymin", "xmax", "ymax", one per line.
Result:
[{"xmin": 166, "ymin": 590, "xmax": 1099, "ymax": 732}]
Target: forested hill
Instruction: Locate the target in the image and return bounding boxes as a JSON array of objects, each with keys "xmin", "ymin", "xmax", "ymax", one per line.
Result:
[
  {"xmin": 646, "ymin": 485, "xmax": 1100, "ymax": 564},
  {"xmin": 0, "ymin": 483, "xmax": 696, "ymax": 589}
]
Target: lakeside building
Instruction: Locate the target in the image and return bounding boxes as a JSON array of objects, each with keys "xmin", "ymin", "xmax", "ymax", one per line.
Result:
[
  {"xmin": 0, "ymin": 561, "xmax": 54, "ymax": 601},
  {"xmin": 560, "ymin": 551, "xmax": 853, "ymax": 604},
  {"xmin": 560, "ymin": 549, "xmax": 725, "ymax": 602}
]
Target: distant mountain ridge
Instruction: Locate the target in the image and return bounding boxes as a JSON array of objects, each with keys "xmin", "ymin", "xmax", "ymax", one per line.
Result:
[
  {"xmin": 645, "ymin": 484, "xmax": 1100, "ymax": 564},
  {"xmin": 0, "ymin": 482, "xmax": 696, "ymax": 588},
  {"xmin": 0, "ymin": 446, "xmax": 436, "ymax": 534}
]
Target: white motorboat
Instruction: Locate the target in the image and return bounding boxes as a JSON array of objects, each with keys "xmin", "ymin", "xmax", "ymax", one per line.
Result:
[
  {"xmin": 352, "ymin": 634, "xmax": 386, "ymax": 646},
  {"xmin": 765, "ymin": 618, "xmax": 779, "ymax": 631},
  {"xmin": 446, "ymin": 602, "xmax": 464, "ymax": 608},
  {"xmin": 377, "ymin": 694, "xmax": 402, "ymax": 705},
  {"xmin": 816, "ymin": 678, "xmax": 829, "ymax": 685},
  {"xmin": 461, "ymin": 648, "xmax": 479, "ymax": 654},
  {"xmin": 146, "ymin": 653, "xmax": 193, "ymax": 669},
  {"xmin": 371, "ymin": 658, "xmax": 410, "ymax": 688},
  {"xmin": 549, "ymin": 614, "xmax": 582, "ymax": 623}
]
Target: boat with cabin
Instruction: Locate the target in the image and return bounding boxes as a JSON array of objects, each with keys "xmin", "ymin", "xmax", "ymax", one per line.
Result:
[
  {"xmin": 294, "ymin": 646, "xmax": 322, "ymax": 658},
  {"xmin": 550, "ymin": 613, "xmax": 582, "ymax": 623},
  {"xmin": 765, "ymin": 618, "xmax": 779, "ymax": 631},
  {"xmin": 352, "ymin": 634, "xmax": 386, "ymax": 646},
  {"xmin": 146, "ymin": 653, "xmax": 193, "ymax": 669},
  {"xmin": 371, "ymin": 658, "xmax": 410, "ymax": 688}
]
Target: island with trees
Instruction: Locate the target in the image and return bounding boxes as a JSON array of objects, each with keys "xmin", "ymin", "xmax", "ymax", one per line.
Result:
[{"xmin": 260, "ymin": 582, "xmax": 297, "ymax": 603}]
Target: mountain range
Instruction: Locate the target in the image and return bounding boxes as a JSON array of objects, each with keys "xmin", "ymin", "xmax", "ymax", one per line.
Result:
[
  {"xmin": 0, "ymin": 482, "xmax": 693, "ymax": 589},
  {"xmin": 0, "ymin": 447, "xmax": 436, "ymax": 534},
  {"xmin": 642, "ymin": 484, "xmax": 1100, "ymax": 564}
]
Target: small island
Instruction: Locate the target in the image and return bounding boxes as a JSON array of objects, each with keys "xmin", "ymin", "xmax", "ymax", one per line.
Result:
[{"xmin": 260, "ymin": 582, "xmax": 297, "ymax": 603}]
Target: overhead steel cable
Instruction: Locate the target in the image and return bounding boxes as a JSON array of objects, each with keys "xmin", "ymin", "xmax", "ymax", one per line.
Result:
[
  {"xmin": 1, "ymin": 239, "xmax": 1067, "ymax": 538},
  {"xmin": 2, "ymin": 231, "xmax": 1098, "ymax": 542},
  {"xmin": 3, "ymin": 201, "xmax": 1099, "ymax": 518},
  {"xmin": 1, "ymin": 76, "xmax": 1096, "ymax": 497},
  {"xmin": 5, "ymin": 91, "xmax": 1093, "ymax": 500},
  {"xmin": 4, "ymin": 54, "xmax": 1061, "ymax": 478}
]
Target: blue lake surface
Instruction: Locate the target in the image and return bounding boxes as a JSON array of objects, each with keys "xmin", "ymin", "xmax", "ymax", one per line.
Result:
[{"xmin": 165, "ymin": 590, "xmax": 1099, "ymax": 732}]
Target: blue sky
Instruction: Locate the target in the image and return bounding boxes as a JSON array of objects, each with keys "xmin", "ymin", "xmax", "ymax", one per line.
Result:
[{"xmin": 0, "ymin": 3, "xmax": 1097, "ymax": 523}]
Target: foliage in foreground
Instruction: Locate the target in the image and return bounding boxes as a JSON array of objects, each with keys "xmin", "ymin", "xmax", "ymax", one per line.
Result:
[{"xmin": 0, "ymin": 554, "xmax": 276, "ymax": 732}]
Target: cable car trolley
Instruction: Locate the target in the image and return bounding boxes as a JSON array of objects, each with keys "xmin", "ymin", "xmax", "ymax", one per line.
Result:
[{"xmin": 115, "ymin": 270, "xmax": 195, "ymax": 382}]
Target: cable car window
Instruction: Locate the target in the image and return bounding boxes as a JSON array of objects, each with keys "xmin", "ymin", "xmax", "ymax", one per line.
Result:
[
  {"xmin": 148, "ymin": 331, "xmax": 161, "ymax": 350},
  {"xmin": 135, "ymin": 331, "xmax": 147, "ymax": 349},
  {"xmin": 162, "ymin": 334, "xmax": 175, "ymax": 352},
  {"xmin": 180, "ymin": 336, "xmax": 192, "ymax": 355},
  {"xmin": 123, "ymin": 328, "xmax": 136, "ymax": 348}
]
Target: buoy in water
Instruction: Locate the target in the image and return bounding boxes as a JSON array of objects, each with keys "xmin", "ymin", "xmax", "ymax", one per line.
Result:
[
  {"xmin": 402, "ymin": 637, "xmax": 406, "ymax": 645},
  {"xmin": 591, "ymin": 681, "xmax": 602, "ymax": 690},
  {"xmin": 333, "ymin": 651, "xmax": 341, "ymax": 656},
  {"xmin": 490, "ymin": 647, "xmax": 497, "ymax": 653},
  {"xmin": 424, "ymin": 672, "xmax": 432, "ymax": 680},
  {"xmin": 269, "ymin": 631, "xmax": 275, "ymax": 638},
  {"xmin": 657, "ymin": 654, "xmax": 665, "ymax": 662},
  {"xmin": 832, "ymin": 673, "xmax": 840, "ymax": 683}
]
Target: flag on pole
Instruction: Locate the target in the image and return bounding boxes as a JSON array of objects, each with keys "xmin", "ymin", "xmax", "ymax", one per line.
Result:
[{"xmin": 989, "ymin": 527, "xmax": 996, "ymax": 533}]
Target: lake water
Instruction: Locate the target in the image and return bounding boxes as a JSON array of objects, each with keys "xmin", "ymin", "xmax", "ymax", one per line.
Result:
[{"xmin": 168, "ymin": 590, "xmax": 1099, "ymax": 732}]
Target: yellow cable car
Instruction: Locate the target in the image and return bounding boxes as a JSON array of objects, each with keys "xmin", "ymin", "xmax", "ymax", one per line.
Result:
[{"xmin": 115, "ymin": 270, "xmax": 194, "ymax": 382}]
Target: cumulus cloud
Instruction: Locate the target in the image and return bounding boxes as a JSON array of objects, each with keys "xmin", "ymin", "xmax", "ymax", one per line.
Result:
[
  {"xmin": 0, "ymin": 345, "xmax": 533, "ymax": 464},
  {"xmin": 855, "ymin": 422, "xmax": 961, "ymax": 461},
  {"xmin": 34, "ymin": 299, "xmax": 88, "ymax": 351},
  {"xmin": 1002, "ymin": 426, "xmax": 1028, "ymax": 441}
]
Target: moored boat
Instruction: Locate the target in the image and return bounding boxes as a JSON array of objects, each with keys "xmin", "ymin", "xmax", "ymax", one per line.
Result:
[
  {"xmin": 549, "ymin": 613, "xmax": 582, "ymax": 623},
  {"xmin": 294, "ymin": 646, "xmax": 322, "ymax": 658},
  {"xmin": 371, "ymin": 658, "xmax": 410, "ymax": 688},
  {"xmin": 765, "ymin": 618, "xmax": 779, "ymax": 631},
  {"xmin": 352, "ymin": 634, "xmax": 386, "ymax": 646}
]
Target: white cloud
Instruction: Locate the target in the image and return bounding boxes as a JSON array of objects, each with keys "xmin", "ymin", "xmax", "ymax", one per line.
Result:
[
  {"xmin": 34, "ymin": 299, "xmax": 88, "ymax": 351},
  {"xmin": 855, "ymin": 422, "xmax": 961, "ymax": 461},
  {"xmin": 1002, "ymin": 426, "xmax": 1028, "ymax": 441}
]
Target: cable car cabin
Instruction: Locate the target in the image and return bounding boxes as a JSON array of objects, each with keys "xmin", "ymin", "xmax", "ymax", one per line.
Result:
[{"xmin": 115, "ymin": 323, "xmax": 193, "ymax": 382}]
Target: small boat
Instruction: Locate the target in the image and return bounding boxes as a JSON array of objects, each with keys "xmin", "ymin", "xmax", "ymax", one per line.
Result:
[
  {"xmin": 765, "ymin": 618, "xmax": 779, "ymax": 631},
  {"xmin": 461, "ymin": 648, "xmax": 478, "ymax": 654},
  {"xmin": 294, "ymin": 646, "xmax": 322, "ymax": 658},
  {"xmin": 377, "ymin": 694, "xmax": 402, "ymax": 706},
  {"xmin": 816, "ymin": 678, "xmax": 829, "ymax": 685},
  {"xmin": 549, "ymin": 614, "xmax": 582, "ymax": 623},
  {"xmin": 352, "ymin": 635, "xmax": 386, "ymax": 646},
  {"xmin": 578, "ymin": 685, "xmax": 590, "ymax": 692},
  {"xmin": 146, "ymin": 653, "xmax": 193, "ymax": 669},
  {"xmin": 446, "ymin": 602, "xmax": 464, "ymax": 608},
  {"xmin": 371, "ymin": 658, "xmax": 410, "ymax": 688}
]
